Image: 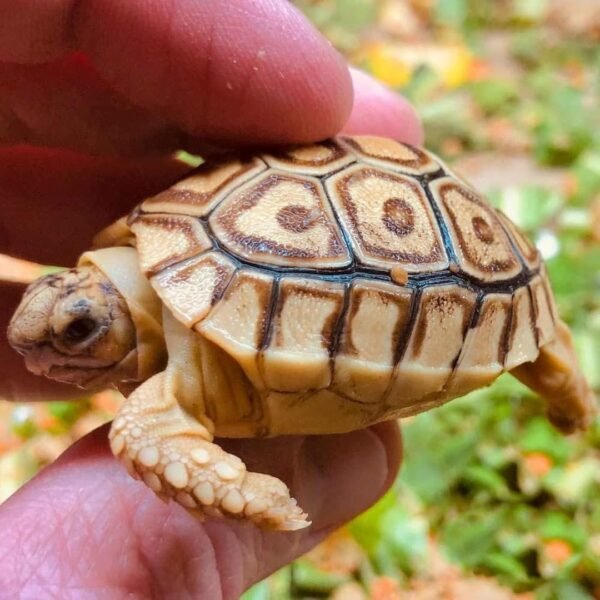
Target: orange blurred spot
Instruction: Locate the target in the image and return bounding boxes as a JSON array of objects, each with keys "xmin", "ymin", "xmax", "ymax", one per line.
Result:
[
  {"xmin": 562, "ymin": 173, "xmax": 579, "ymax": 198},
  {"xmin": 0, "ymin": 438, "xmax": 20, "ymax": 454},
  {"xmin": 543, "ymin": 539, "xmax": 573, "ymax": 564},
  {"xmin": 91, "ymin": 390, "xmax": 122, "ymax": 415},
  {"xmin": 370, "ymin": 576, "xmax": 402, "ymax": 600},
  {"xmin": 467, "ymin": 58, "xmax": 491, "ymax": 81},
  {"xmin": 523, "ymin": 451, "xmax": 553, "ymax": 477},
  {"xmin": 38, "ymin": 415, "xmax": 60, "ymax": 431}
]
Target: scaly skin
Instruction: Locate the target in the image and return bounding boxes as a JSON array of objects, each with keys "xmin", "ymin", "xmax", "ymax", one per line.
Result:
[{"xmin": 109, "ymin": 373, "xmax": 310, "ymax": 530}]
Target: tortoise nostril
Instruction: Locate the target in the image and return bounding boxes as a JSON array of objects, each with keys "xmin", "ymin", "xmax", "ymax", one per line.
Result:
[{"xmin": 64, "ymin": 318, "xmax": 97, "ymax": 343}]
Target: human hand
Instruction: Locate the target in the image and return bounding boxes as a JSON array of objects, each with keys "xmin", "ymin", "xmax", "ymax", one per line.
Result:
[{"xmin": 0, "ymin": 1, "xmax": 420, "ymax": 597}]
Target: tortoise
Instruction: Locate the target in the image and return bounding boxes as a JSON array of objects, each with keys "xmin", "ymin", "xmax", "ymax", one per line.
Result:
[{"xmin": 8, "ymin": 135, "xmax": 596, "ymax": 530}]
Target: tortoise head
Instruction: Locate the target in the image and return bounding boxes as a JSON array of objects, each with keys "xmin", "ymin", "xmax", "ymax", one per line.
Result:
[{"xmin": 8, "ymin": 266, "xmax": 140, "ymax": 389}]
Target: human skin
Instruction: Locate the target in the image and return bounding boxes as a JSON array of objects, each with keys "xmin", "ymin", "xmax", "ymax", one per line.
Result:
[{"xmin": 0, "ymin": 1, "xmax": 421, "ymax": 597}]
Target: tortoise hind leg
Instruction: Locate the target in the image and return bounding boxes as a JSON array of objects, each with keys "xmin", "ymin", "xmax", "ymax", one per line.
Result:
[
  {"xmin": 109, "ymin": 372, "xmax": 309, "ymax": 530},
  {"xmin": 511, "ymin": 320, "xmax": 596, "ymax": 433}
]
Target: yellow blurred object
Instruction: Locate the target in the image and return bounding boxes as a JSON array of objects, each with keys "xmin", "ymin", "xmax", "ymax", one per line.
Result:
[
  {"xmin": 366, "ymin": 42, "xmax": 473, "ymax": 89},
  {"xmin": 331, "ymin": 582, "xmax": 368, "ymax": 600},
  {"xmin": 0, "ymin": 449, "xmax": 37, "ymax": 502},
  {"xmin": 367, "ymin": 43, "xmax": 412, "ymax": 87}
]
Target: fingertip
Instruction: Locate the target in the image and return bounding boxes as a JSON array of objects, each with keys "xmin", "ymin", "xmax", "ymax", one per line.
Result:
[
  {"xmin": 343, "ymin": 68, "xmax": 424, "ymax": 146},
  {"xmin": 297, "ymin": 426, "xmax": 395, "ymax": 533},
  {"xmin": 77, "ymin": 0, "xmax": 354, "ymax": 146},
  {"xmin": 369, "ymin": 420, "xmax": 403, "ymax": 493}
]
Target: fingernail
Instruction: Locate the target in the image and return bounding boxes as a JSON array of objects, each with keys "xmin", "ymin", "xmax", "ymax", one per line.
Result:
[{"xmin": 295, "ymin": 426, "xmax": 394, "ymax": 531}]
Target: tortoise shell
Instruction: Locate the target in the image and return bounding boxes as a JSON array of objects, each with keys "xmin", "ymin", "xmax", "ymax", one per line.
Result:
[{"xmin": 103, "ymin": 135, "xmax": 556, "ymax": 432}]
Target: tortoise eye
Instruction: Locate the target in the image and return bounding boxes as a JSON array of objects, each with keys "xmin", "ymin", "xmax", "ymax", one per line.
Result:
[{"xmin": 64, "ymin": 318, "xmax": 97, "ymax": 343}]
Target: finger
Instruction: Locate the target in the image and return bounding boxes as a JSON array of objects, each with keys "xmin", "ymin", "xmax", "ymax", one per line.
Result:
[
  {"xmin": 0, "ymin": 421, "xmax": 401, "ymax": 598},
  {"xmin": 0, "ymin": 147, "xmax": 188, "ymax": 400},
  {"xmin": 343, "ymin": 68, "xmax": 424, "ymax": 145},
  {"xmin": 0, "ymin": 0, "xmax": 352, "ymax": 150},
  {"xmin": 0, "ymin": 146, "xmax": 188, "ymax": 265},
  {"xmin": 0, "ymin": 57, "xmax": 183, "ymax": 156}
]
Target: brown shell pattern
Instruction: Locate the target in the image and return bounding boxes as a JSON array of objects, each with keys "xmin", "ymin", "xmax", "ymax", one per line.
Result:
[
  {"xmin": 125, "ymin": 135, "xmax": 550, "ymax": 408},
  {"xmin": 209, "ymin": 172, "xmax": 351, "ymax": 269}
]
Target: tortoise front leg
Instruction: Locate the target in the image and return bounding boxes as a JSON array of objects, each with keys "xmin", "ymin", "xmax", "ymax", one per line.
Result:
[
  {"xmin": 511, "ymin": 320, "xmax": 597, "ymax": 433},
  {"xmin": 109, "ymin": 372, "xmax": 309, "ymax": 530}
]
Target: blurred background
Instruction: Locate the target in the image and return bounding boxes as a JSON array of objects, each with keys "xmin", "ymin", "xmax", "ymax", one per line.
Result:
[{"xmin": 1, "ymin": 0, "xmax": 599, "ymax": 598}]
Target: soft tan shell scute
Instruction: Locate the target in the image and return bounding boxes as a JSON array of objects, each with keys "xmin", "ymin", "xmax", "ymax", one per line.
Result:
[
  {"xmin": 429, "ymin": 178, "xmax": 523, "ymax": 282},
  {"xmin": 505, "ymin": 286, "xmax": 539, "ymax": 370},
  {"xmin": 388, "ymin": 285, "xmax": 479, "ymax": 404},
  {"xmin": 142, "ymin": 156, "xmax": 267, "ymax": 217},
  {"xmin": 529, "ymin": 272, "xmax": 556, "ymax": 347},
  {"xmin": 332, "ymin": 280, "xmax": 413, "ymax": 404},
  {"xmin": 150, "ymin": 252, "xmax": 236, "ymax": 328},
  {"xmin": 198, "ymin": 270, "xmax": 274, "ymax": 390},
  {"xmin": 326, "ymin": 165, "xmax": 449, "ymax": 272},
  {"xmin": 445, "ymin": 293, "xmax": 512, "ymax": 396},
  {"xmin": 340, "ymin": 135, "xmax": 440, "ymax": 176},
  {"xmin": 209, "ymin": 172, "xmax": 351, "ymax": 269},
  {"xmin": 261, "ymin": 277, "xmax": 346, "ymax": 392},
  {"xmin": 263, "ymin": 139, "xmax": 354, "ymax": 176},
  {"xmin": 497, "ymin": 210, "xmax": 542, "ymax": 271},
  {"xmin": 130, "ymin": 213, "xmax": 212, "ymax": 276}
]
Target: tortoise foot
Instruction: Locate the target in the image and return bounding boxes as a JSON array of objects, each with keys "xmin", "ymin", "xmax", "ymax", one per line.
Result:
[{"xmin": 109, "ymin": 373, "xmax": 310, "ymax": 531}]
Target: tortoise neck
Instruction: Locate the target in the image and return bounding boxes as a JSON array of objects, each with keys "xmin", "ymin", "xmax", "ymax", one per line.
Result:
[{"xmin": 78, "ymin": 248, "xmax": 167, "ymax": 384}]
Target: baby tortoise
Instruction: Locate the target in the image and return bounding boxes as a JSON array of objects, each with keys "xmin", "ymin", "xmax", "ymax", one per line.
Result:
[{"xmin": 8, "ymin": 136, "xmax": 596, "ymax": 530}]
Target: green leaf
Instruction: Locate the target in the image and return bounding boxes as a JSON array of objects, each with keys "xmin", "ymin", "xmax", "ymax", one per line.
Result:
[
  {"xmin": 540, "ymin": 512, "xmax": 586, "ymax": 549},
  {"xmin": 291, "ymin": 560, "xmax": 351, "ymax": 594},
  {"xmin": 572, "ymin": 329, "xmax": 600, "ymax": 388},
  {"xmin": 441, "ymin": 508, "xmax": 507, "ymax": 567},
  {"xmin": 174, "ymin": 151, "xmax": 203, "ymax": 168},
  {"xmin": 9, "ymin": 406, "xmax": 37, "ymax": 440},
  {"xmin": 571, "ymin": 147, "xmax": 600, "ymax": 203},
  {"xmin": 48, "ymin": 401, "xmax": 82, "ymax": 425},
  {"xmin": 401, "ymin": 410, "xmax": 479, "ymax": 503},
  {"xmin": 434, "ymin": 0, "xmax": 468, "ymax": 28},
  {"xmin": 489, "ymin": 186, "xmax": 563, "ymax": 232},
  {"xmin": 480, "ymin": 551, "xmax": 530, "ymax": 585},
  {"xmin": 510, "ymin": 0, "xmax": 548, "ymax": 23},
  {"xmin": 536, "ymin": 579, "xmax": 595, "ymax": 600},
  {"xmin": 349, "ymin": 490, "xmax": 397, "ymax": 556},
  {"xmin": 532, "ymin": 87, "xmax": 595, "ymax": 165},
  {"xmin": 240, "ymin": 580, "xmax": 269, "ymax": 600},
  {"xmin": 461, "ymin": 465, "xmax": 513, "ymax": 499},
  {"xmin": 378, "ymin": 507, "xmax": 429, "ymax": 572},
  {"xmin": 470, "ymin": 79, "xmax": 519, "ymax": 115},
  {"xmin": 518, "ymin": 418, "xmax": 571, "ymax": 464}
]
